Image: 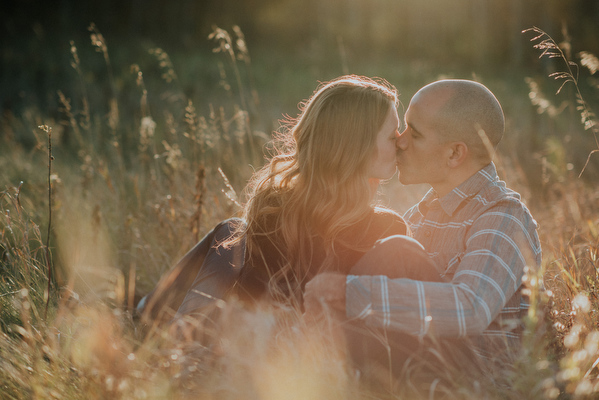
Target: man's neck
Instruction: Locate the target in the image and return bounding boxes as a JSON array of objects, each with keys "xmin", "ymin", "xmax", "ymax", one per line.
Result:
[{"xmin": 431, "ymin": 162, "xmax": 489, "ymax": 198}]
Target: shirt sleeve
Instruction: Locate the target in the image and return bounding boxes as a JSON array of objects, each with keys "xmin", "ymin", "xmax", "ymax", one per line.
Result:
[{"xmin": 346, "ymin": 200, "xmax": 541, "ymax": 338}]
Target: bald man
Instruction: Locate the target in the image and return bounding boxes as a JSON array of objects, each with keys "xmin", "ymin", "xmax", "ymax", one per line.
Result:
[{"xmin": 304, "ymin": 80, "xmax": 542, "ymax": 371}]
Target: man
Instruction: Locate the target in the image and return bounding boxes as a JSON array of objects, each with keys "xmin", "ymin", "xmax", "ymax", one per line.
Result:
[{"xmin": 303, "ymin": 79, "xmax": 542, "ymax": 366}]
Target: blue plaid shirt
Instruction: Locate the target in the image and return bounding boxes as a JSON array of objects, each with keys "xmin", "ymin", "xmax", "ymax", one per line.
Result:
[{"xmin": 346, "ymin": 163, "xmax": 542, "ymax": 354}]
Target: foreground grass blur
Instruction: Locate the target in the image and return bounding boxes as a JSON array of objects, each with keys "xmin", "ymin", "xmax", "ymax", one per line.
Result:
[{"xmin": 1, "ymin": 26, "xmax": 599, "ymax": 399}]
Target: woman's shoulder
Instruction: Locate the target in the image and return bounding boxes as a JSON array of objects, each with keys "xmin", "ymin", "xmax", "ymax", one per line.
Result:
[
  {"xmin": 372, "ymin": 205, "xmax": 405, "ymax": 223},
  {"xmin": 373, "ymin": 205, "xmax": 402, "ymax": 218},
  {"xmin": 369, "ymin": 206, "xmax": 408, "ymax": 236}
]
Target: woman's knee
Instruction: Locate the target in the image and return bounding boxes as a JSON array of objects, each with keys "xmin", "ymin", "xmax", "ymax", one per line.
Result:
[
  {"xmin": 350, "ymin": 234, "xmax": 440, "ymax": 279},
  {"xmin": 375, "ymin": 235, "xmax": 426, "ymax": 256}
]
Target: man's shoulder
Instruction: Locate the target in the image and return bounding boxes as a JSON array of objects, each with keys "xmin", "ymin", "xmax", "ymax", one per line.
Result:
[
  {"xmin": 476, "ymin": 179, "xmax": 527, "ymax": 209},
  {"xmin": 473, "ymin": 180, "xmax": 538, "ymax": 228},
  {"xmin": 470, "ymin": 181, "xmax": 542, "ymax": 264}
]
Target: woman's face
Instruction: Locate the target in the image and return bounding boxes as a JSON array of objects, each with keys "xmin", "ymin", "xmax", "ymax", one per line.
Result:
[{"xmin": 368, "ymin": 104, "xmax": 400, "ymax": 180}]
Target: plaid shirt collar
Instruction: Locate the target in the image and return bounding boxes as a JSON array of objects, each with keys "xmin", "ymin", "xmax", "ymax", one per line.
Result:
[{"xmin": 418, "ymin": 163, "xmax": 498, "ymax": 217}]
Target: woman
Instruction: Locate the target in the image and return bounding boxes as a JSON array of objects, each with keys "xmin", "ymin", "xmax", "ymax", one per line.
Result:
[{"xmin": 138, "ymin": 75, "xmax": 431, "ymax": 328}]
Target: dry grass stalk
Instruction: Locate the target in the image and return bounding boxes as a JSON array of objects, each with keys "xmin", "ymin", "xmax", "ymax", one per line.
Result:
[
  {"xmin": 190, "ymin": 163, "xmax": 206, "ymax": 243},
  {"xmin": 524, "ymin": 26, "xmax": 599, "ymax": 177}
]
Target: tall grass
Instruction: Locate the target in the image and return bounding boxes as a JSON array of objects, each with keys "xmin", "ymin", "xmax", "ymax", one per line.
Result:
[
  {"xmin": 524, "ymin": 26, "xmax": 599, "ymax": 178},
  {"xmin": 1, "ymin": 24, "xmax": 599, "ymax": 399}
]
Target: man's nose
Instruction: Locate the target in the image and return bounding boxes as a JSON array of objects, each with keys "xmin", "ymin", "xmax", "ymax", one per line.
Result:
[{"xmin": 397, "ymin": 128, "xmax": 408, "ymax": 150}]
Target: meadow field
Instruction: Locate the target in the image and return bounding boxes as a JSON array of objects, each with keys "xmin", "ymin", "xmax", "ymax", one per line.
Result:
[{"xmin": 1, "ymin": 23, "xmax": 599, "ymax": 399}]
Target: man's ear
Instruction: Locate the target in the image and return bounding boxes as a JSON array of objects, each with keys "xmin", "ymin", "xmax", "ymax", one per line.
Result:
[{"xmin": 447, "ymin": 142, "xmax": 468, "ymax": 168}]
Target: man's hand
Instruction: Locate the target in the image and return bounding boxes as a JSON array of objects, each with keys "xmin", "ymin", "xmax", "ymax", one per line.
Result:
[{"xmin": 303, "ymin": 272, "xmax": 347, "ymax": 319}]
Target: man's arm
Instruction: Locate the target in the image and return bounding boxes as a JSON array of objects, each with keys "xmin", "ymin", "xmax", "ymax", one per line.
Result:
[
  {"xmin": 310, "ymin": 201, "xmax": 541, "ymax": 338},
  {"xmin": 304, "ymin": 272, "xmax": 347, "ymax": 319}
]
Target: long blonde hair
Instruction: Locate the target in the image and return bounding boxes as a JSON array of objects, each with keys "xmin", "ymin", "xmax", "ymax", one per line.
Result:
[{"xmin": 242, "ymin": 75, "xmax": 398, "ymax": 288}]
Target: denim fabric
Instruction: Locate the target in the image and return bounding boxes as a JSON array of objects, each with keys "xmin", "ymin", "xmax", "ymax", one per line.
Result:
[
  {"xmin": 138, "ymin": 218, "xmax": 244, "ymax": 323},
  {"xmin": 175, "ymin": 220, "xmax": 245, "ymax": 318}
]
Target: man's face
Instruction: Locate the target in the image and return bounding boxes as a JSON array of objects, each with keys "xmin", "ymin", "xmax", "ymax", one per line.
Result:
[{"xmin": 396, "ymin": 90, "xmax": 452, "ymax": 187}]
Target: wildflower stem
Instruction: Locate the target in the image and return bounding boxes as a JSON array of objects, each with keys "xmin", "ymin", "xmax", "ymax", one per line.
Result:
[{"xmin": 38, "ymin": 125, "xmax": 54, "ymax": 320}]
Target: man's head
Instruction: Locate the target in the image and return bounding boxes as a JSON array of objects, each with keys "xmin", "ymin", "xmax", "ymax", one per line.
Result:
[{"xmin": 396, "ymin": 79, "xmax": 504, "ymax": 196}]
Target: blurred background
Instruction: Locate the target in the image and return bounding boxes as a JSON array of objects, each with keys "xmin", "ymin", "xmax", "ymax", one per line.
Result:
[
  {"xmin": 2, "ymin": 0, "xmax": 599, "ymax": 123},
  {"xmin": 1, "ymin": 4, "xmax": 599, "ymax": 397},
  {"xmin": 1, "ymin": 0, "xmax": 598, "ymax": 225}
]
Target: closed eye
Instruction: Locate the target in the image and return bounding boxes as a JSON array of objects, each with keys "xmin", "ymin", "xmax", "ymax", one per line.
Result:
[{"xmin": 406, "ymin": 123, "xmax": 422, "ymax": 139}]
